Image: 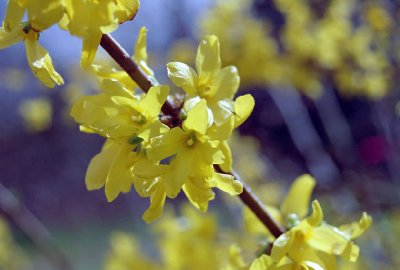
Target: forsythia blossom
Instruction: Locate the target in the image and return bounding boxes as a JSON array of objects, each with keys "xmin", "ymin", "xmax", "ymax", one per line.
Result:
[
  {"xmin": 104, "ymin": 205, "xmax": 237, "ymax": 270},
  {"xmin": 60, "ymin": 0, "xmax": 140, "ymax": 67},
  {"xmin": 0, "ymin": 0, "xmax": 140, "ymax": 87},
  {"xmin": 71, "ymin": 79, "xmax": 169, "ymax": 202},
  {"xmin": 167, "ymin": 35, "xmax": 254, "ymax": 127},
  {"xmin": 71, "ymin": 32, "xmax": 254, "ymax": 223},
  {"xmin": 0, "ymin": 0, "xmax": 64, "ymax": 87},
  {"xmin": 246, "ymin": 175, "xmax": 372, "ymax": 270},
  {"xmin": 133, "ymin": 97, "xmax": 243, "ymax": 222}
]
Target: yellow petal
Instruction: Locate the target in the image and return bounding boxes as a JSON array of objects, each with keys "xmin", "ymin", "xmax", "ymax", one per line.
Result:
[
  {"xmin": 341, "ymin": 242, "xmax": 360, "ymax": 262},
  {"xmin": 0, "ymin": 26, "xmax": 23, "ymax": 49},
  {"xmin": 339, "ymin": 212, "xmax": 372, "ymax": 240},
  {"xmin": 27, "ymin": 0, "xmax": 64, "ymax": 31},
  {"xmin": 217, "ymin": 141, "xmax": 233, "ymax": 172},
  {"xmin": 183, "ymin": 99, "xmax": 210, "ymax": 135},
  {"xmin": 207, "ymin": 116, "xmax": 234, "ymax": 140},
  {"xmin": 105, "ymin": 144, "xmax": 135, "ymax": 202},
  {"xmin": 133, "ymin": 159, "xmax": 168, "ymax": 179},
  {"xmin": 196, "ymin": 35, "xmax": 221, "ymax": 83},
  {"xmin": 81, "ymin": 32, "xmax": 102, "ymax": 68},
  {"xmin": 249, "ymin": 255, "xmax": 273, "ymax": 270},
  {"xmin": 85, "ymin": 141, "xmax": 117, "ymax": 191},
  {"xmin": 79, "ymin": 125, "xmax": 96, "ymax": 134},
  {"xmin": 133, "ymin": 160, "xmax": 168, "ymax": 197},
  {"xmin": 114, "ymin": 0, "xmax": 140, "ymax": 23},
  {"xmin": 147, "ymin": 127, "xmax": 186, "ymax": 161},
  {"xmin": 100, "ymin": 78, "xmax": 134, "ymax": 98},
  {"xmin": 167, "ymin": 62, "xmax": 198, "ymax": 95},
  {"xmin": 91, "ymin": 65, "xmax": 137, "ymax": 90},
  {"xmin": 24, "ymin": 33, "xmax": 64, "ymax": 88},
  {"xmin": 281, "ymin": 174, "xmax": 316, "ymax": 219},
  {"xmin": 134, "ymin": 26, "xmax": 148, "ymax": 63},
  {"xmin": 139, "ymin": 85, "xmax": 169, "ymax": 119},
  {"xmin": 183, "ymin": 179, "xmax": 215, "ymax": 212},
  {"xmin": 308, "ymin": 225, "xmax": 347, "ymax": 255},
  {"xmin": 209, "ymin": 173, "xmax": 242, "ymax": 195},
  {"xmin": 307, "ymin": 200, "xmax": 324, "ymax": 226},
  {"xmin": 271, "ymin": 232, "xmax": 294, "ymax": 262},
  {"xmin": 3, "ymin": 0, "xmax": 25, "ymax": 31},
  {"xmin": 162, "ymin": 156, "xmax": 191, "ymax": 198},
  {"xmin": 212, "ymin": 66, "xmax": 240, "ymax": 101},
  {"xmin": 234, "ymin": 94, "xmax": 255, "ymax": 128},
  {"xmin": 143, "ymin": 184, "xmax": 166, "ymax": 223}
]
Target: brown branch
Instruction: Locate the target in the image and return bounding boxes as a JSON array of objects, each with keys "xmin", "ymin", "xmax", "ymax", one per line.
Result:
[
  {"xmin": 240, "ymin": 182, "xmax": 285, "ymax": 238},
  {"xmin": 215, "ymin": 166, "xmax": 285, "ymax": 238},
  {"xmin": 100, "ymin": 34, "xmax": 177, "ymax": 117},
  {"xmin": 100, "ymin": 33, "xmax": 285, "ymax": 239},
  {"xmin": 0, "ymin": 183, "xmax": 74, "ymax": 270}
]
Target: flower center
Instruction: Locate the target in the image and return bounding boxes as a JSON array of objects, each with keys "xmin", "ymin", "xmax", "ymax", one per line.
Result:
[
  {"xmin": 131, "ymin": 114, "xmax": 146, "ymax": 125},
  {"xmin": 186, "ymin": 132, "xmax": 197, "ymax": 147}
]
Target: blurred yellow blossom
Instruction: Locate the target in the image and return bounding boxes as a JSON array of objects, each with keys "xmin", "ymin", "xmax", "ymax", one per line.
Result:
[
  {"xmin": 104, "ymin": 232, "xmax": 160, "ymax": 270},
  {"xmin": 19, "ymin": 97, "xmax": 52, "ymax": 132},
  {"xmin": 0, "ymin": 217, "xmax": 29, "ymax": 270}
]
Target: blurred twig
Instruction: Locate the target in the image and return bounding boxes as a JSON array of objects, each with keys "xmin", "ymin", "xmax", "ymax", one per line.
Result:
[
  {"xmin": 372, "ymin": 97, "xmax": 400, "ymax": 181},
  {"xmin": 314, "ymin": 85, "xmax": 357, "ymax": 167},
  {"xmin": 0, "ymin": 183, "xmax": 74, "ymax": 270},
  {"xmin": 269, "ymin": 87, "xmax": 341, "ymax": 186}
]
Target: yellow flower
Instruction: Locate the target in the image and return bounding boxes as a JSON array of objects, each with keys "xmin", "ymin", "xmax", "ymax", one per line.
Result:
[
  {"xmin": 247, "ymin": 174, "xmax": 372, "ymax": 270},
  {"xmin": 0, "ymin": 0, "xmax": 65, "ymax": 87},
  {"xmin": 60, "ymin": 0, "xmax": 140, "ymax": 67},
  {"xmin": 71, "ymin": 79, "xmax": 169, "ymax": 139},
  {"xmin": 133, "ymin": 98, "xmax": 242, "ymax": 223},
  {"xmin": 84, "ymin": 138, "xmax": 140, "ymax": 202},
  {"xmin": 167, "ymin": 35, "xmax": 254, "ymax": 127},
  {"xmin": 270, "ymin": 201, "xmax": 371, "ymax": 269},
  {"xmin": 71, "ymin": 79, "xmax": 170, "ymax": 202},
  {"xmin": 4, "ymin": 0, "xmax": 64, "ymax": 32}
]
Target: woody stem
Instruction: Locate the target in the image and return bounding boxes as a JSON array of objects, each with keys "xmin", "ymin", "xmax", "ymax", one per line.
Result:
[
  {"xmin": 100, "ymin": 34, "xmax": 177, "ymax": 116},
  {"xmin": 100, "ymin": 33, "xmax": 285, "ymax": 239}
]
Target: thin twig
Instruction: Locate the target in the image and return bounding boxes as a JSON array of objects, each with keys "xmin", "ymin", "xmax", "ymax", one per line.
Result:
[
  {"xmin": 100, "ymin": 33, "xmax": 285, "ymax": 239},
  {"xmin": 0, "ymin": 183, "xmax": 74, "ymax": 270},
  {"xmin": 215, "ymin": 165, "xmax": 285, "ymax": 238},
  {"xmin": 100, "ymin": 34, "xmax": 177, "ymax": 117},
  {"xmin": 269, "ymin": 86, "xmax": 341, "ymax": 186}
]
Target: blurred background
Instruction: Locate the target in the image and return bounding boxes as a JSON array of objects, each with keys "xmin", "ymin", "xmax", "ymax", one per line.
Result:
[{"xmin": 0, "ymin": 0, "xmax": 400, "ymax": 269}]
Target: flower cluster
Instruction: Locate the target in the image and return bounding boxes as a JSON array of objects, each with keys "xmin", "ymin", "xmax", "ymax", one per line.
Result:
[
  {"xmin": 245, "ymin": 175, "xmax": 372, "ymax": 270},
  {"xmin": 175, "ymin": 0, "xmax": 392, "ymax": 99},
  {"xmin": 0, "ymin": 2, "xmax": 375, "ymax": 270},
  {"xmin": 71, "ymin": 32, "xmax": 254, "ymax": 223},
  {"xmin": 0, "ymin": 0, "xmax": 140, "ymax": 87},
  {"xmin": 104, "ymin": 205, "xmax": 237, "ymax": 270}
]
